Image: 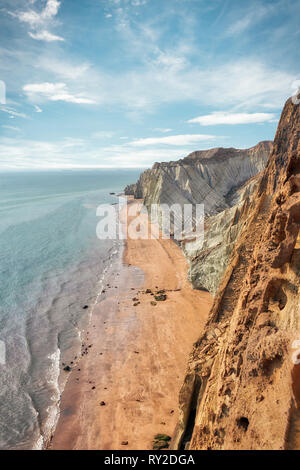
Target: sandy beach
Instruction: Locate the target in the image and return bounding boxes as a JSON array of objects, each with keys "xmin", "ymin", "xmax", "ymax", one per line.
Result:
[{"xmin": 50, "ymin": 199, "xmax": 212, "ymax": 450}]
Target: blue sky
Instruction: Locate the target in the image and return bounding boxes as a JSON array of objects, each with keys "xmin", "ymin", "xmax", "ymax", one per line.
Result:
[{"xmin": 0, "ymin": 0, "xmax": 299, "ymax": 169}]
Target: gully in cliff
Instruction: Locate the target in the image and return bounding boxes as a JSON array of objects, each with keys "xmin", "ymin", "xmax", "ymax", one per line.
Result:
[
  {"xmin": 171, "ymin": 97, "xmax": 300, "ymax": 450},
  {"xmin": 1, "ymin": 0, "xmax": 299, "ymax": 455}
]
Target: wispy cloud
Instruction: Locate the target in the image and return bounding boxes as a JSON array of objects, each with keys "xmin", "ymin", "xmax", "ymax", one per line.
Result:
[
  {"xmin": 131, "ymin": 0, "xmax": 147, "ymax": 6},
  {"xmin": 9, "ymin": 0, "xmax": 64, "ymax": 42},
  {"xmin": 91, "ymin": 131, "xmax": 115, "ymax": 139},
  {"xmin": 28, "ymin": 30, "xmax": 64, "ymax": 42},
  {"xmin": 0, "ymin": 136, "xmax": 194, "ymax": 169},
  {"xmin": 0, "ymin": 106, "xmax": 28, "ymax": 119},
  {"xmin": 5, "ymin": 2, "xmax": 296, "ymax": 114},
  {"xmin": 154, "ymin": 128, "xmax": 173, "ymax": 133},
  {"xmin": 23, "ymin": 82, "xmax": 97, "ymax": 104},
  {"xmin": 129, "ymin": 134, "xmax": 217, "ymax": 146},
  {"xmin": 104, "ymin": 60, "xmax": 294, "ymax": 111},
  {"xmin": 36, "ymin": 57, "xmax": 90, "ymax": 80},
  {"xmin": 188, "ymin": 112, "xmax": 276, "ymax": 125},
  {"xmin": 1, "ymin": 0, "xmax": 298, "ymax": 170},
  {"xmin": 2, "ymin": 125, "xmax": 22, "ymax": 132},
  {"xmin": 226, "ymin": 3, "xmax": 273, "ymax": 36}
]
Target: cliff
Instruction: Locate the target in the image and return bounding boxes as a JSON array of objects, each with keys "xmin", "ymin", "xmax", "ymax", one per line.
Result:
[
  {"xmin": 186, "ymin": 174, "xmax": 262, "ymax": 294},
  {"xmin": 126, "ymin": 141, "xmax": 271, "ymax": 217},
  {"xmin": 126, "ymin": 141, "xmax": 272, "ymax": 294},
  {"xmin": 172, "ymin": 97, "xmax": 300, "ymax": 450}
]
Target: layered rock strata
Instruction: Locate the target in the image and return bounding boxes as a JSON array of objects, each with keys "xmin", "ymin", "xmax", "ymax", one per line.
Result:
[
  {"xmin": 172, "ymin": 97, "xmax": 300, "ymax": 450},
  {"xmin": 126, "ymin": 141, "xmax": 272, "ymax": 294}
]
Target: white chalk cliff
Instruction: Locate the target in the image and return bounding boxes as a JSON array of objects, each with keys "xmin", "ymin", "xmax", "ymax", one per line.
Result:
[{"xmin": 125, "ymin": 141, "xmax": 273, "ymax": 294}]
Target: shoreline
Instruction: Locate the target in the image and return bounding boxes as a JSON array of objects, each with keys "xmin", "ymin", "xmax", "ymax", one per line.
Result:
[
  {"xmin": 41, "ymin": 238, "xmax": 125, "ymax": 450},
  {"xmin": 49, "ymin": 198, "xmax": 212, "ymax": 450}
]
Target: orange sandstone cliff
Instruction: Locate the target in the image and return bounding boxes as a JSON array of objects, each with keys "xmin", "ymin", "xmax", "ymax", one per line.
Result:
[{"xmin": 172, "ymin": 97, "xmax": 300, "ymax": 450}]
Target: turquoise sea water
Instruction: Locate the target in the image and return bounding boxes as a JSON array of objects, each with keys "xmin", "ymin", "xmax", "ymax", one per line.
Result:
[{"xmin": 0, "ymin": 169, "xmax": 141, "ymax": 449}]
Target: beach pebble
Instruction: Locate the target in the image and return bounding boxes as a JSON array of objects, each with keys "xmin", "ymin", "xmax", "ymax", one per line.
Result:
[{"xmin": 121, "ymin": 441, "xmax": 128, "ymax": 446}]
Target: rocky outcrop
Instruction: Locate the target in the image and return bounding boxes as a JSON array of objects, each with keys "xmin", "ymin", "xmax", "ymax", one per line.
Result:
[
  {"xmin": 130, "ymin": 141, "xmax": 271, "ymax": 217},
  {"xmin": 172, "ymin": 97, "xmax": 300, "ymax": 450},
  {"xmin": 124, "ymin": 183, "xmax": 136, "ymax": 196},
  {"xmin": 186, "ymin": 174, "xmax": 262, "ymax": 294},
  {"xmin": 127, "ymin": 141, "xmax": 272, "ymax": 294}
]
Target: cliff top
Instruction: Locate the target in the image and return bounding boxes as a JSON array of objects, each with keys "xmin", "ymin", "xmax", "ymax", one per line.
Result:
[{"xmin": 152, "ymin": 140, "xmax": 272, "ymax": 169}]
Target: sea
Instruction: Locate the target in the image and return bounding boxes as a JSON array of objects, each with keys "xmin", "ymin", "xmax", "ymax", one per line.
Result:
[{"xmin": 0, "ymin": 169, "xmax": 142, "ymax": 450}]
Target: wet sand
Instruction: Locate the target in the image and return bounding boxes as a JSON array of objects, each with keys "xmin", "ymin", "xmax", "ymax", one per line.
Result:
[{"xmin": 50, "ymin": 199, "xmax": 212, "ymax": 450}]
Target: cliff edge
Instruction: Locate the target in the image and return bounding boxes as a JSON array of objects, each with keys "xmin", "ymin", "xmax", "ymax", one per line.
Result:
[
  {"xmin": 172, "ymin": 97, "xmax": 300, "ymax": 450},
  {"xmin": 126, "ymin": 141, "xmax": 272, "ymax": 294}
]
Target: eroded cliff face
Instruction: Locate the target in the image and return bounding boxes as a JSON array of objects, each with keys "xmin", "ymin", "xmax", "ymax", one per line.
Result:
[
  {"xmin": 127, "ymin": 142, "xmax": 271, "ymax": 217},
  {"xmin": 126, "ymin": 141, "xmax": 272, "ymax": 294},
  {"xmin": 172, "ymin": 97, "xmax": 300, "ymax": 450},
  {"xmin": 185, "ymin": 174, "xmax": 262, "ymax": 294}
]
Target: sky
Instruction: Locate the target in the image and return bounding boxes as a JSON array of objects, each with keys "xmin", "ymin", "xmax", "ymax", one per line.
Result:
[{"xmin": 0, "ymin": 0, "xmax": 299, "ymax": 169}]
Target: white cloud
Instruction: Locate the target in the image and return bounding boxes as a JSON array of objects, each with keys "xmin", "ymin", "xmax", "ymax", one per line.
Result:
[
  {"xmin": 13, "ymin": 0, "xmax": 61, "ymax": 27},
  {"xmin": 227, "ymin": 17, "xmax": 254, "ymax": 36},
  {"xmin": 8, "ymin": 2, "xmax": 294, "ymax": 114},
  {"xmin": 129, "ymin": 134, "xmax": 217, "ymax": 146},
  {"xmin": 0, "ymin": 106, "xmax": 28, "ymax": 119},
  {"xmin": 34, "ymin": 105, "xmax": 43, "ymax": 113},
  {"xmin": 10, "ymin": 0, "xmax": 63, "ymax": 42},
  {"xmin": 0, "ymin": 135, "xmax": 221, "ymax": 170},
  {"xmin": 98, "ymin": 8, "xmax": 294, "ymax": 112},
  {"xmin": 23, "ymin": 82, "xmax": 96, "ymax": 104},
  {"xmin": 226, "ymin": 4, "xmax": 272, "ymax": 36},
  {"xmin": 24, "ymin": 82, "xmax": 66, "ymax": 94},
  {"xmin": 155, "ymin": 52, "xmax": 187, "ymax": 71},
  {"xmin": 36, "ymin": 57, "xmax": 91, "ymax": 80},
  {"xmin": 76, "ymin": 59, "xmax": 294, "ymax": 112},
  {"xmin": 91, "ymin": 131, "xmax": 115, "ymax": 139},
  {"xmin": 131, "ymin": 0, "xmax": 147, "ymax": 5},
  {"xmin": 28, "ymin": 30, "xmax": 64, "ymax": 42},
  {"xmin": 2, "ymin": 125, "xmax": 21, "ymax": 132},
  {"xmin": 188, "ymin": 112, "xmax": 276, "ymax": 125},
  {"xmin": 154, "ymin": 128, "xmax": 173, "ymax": 133}
]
